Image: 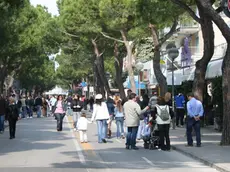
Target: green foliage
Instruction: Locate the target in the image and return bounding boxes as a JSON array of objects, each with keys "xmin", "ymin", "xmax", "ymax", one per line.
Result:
[
  {"xmin": 136, "ymin": 38, "xmax": 154, "ymax": 63},
  {"xmin": 17, "ymin": 58, "xmax": 56, "ymax": 92},
  {"xmin": 0, "ymin": 0, "xmax": 60, "ymax": 92},
  {"xmin": 138, "ymin": 0, "xmax": 182, "ymax": 27},
  {"xmin": 55, "ymin": 45, "xmax": 93, "ymax": 88}
]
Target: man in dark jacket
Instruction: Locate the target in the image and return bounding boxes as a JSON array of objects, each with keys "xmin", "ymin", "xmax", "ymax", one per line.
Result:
[
  {"xmin": 35, "ymin": 96, "xmax": 42, "ymax": 118},
  {"xmin": 26, "ymin": 96, "xmax": 34, "ymax": 118},
  {"xmin": 106, "ymin": 94, "xmax": 115, "ymax": 138},
  {"xmin": 71, "ymin": 95, "xmax": 83, "ymax": 131},
  {"xmin": 0, "ymin": 95, "xmax": 6, "ymax": 133}
]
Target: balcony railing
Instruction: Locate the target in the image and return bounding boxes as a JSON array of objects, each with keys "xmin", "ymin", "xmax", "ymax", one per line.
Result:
[
  {"xmin": 178, "ymin": 43, "xmax": 227, "ymax": 67},
  {"xmin": 180, "ymin": 22, "xmax": 199, "ymax": 29}
]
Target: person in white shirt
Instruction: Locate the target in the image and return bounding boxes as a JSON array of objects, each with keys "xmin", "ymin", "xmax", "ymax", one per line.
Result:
[
  {"xmin": 91, "ymin": 94, "xmax": 110, "ymax": 143},
  {"xmin": 77, "ymin": 113, "xmax": 90, "ymax": 143},
  {"xmin": 50, "ymin": 96, "xmax": 57, "ymax": 114}
]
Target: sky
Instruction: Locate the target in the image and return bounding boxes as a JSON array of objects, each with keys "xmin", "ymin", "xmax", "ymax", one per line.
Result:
[{"xmin": 30, "ymin": 0, "xmax": 59, "ymax": 16}]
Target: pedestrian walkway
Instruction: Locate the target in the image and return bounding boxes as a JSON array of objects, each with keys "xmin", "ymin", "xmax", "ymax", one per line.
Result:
[
  {"xmin": 0, "ymin": 117, "xmax": 86, "ymax": 172},
  {"xmin": 170, "ymin": 126, "xmax": 230, "ymax": 172},
  {"xmin": 0, "ymin": 115, "xmax": 218, "ymax": 172}
]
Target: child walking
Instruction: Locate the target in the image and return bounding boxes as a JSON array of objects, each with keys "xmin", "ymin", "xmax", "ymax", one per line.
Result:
[
  {"xmin": 114, "ymin": 100, "xmax": 125, "ymax": 139},
  {"xmin": 77, "ymin": 113, "xmax": 89, "ymax": 143}
]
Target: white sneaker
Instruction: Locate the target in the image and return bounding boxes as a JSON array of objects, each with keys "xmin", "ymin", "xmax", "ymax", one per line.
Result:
[
  {"xmin": 30, "ymin": 116, "xmax": 33, "ymax": 119},
  {"xmin": 73, "ymin": 128, "xmax": 77, "ymax": 131},
  {"xmin": 27, "ymin": 117, "xmax": 29, "ymax": 119}
]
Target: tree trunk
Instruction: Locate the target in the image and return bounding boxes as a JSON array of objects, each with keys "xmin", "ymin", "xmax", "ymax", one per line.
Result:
[
  {"xmin": 153, "ymin": 49, "xmax": 167, "ymax": 96},
  {"xmin": 91, "ymin": 39, "xmax": 111, "ymax": 95},
  {"xmin": 195, "ymin": 0, "xmax": 230, "ymax": 145},
  {"xmin": 221, "ymin": 44, "xmax": 230, "ymax": 145},
  {"xmin": 95, "ymin": 55, "xmax": 110, "ymax": 95},
  {"xmin": 120, "ymin": 30, "xmax": 136, "ymax": 93},
  {"xmin": 94, "ymin": 60, "xmax": 105, "ymax": 97},
  {"xmin": 0, "ymin": 67, "xmax": 7, "ymax": 94},
  {"xmin": 149, "ymin": 24, "xmax": 167, "ymax": 96},
  {"xmin": 114, "ymin": 42, "xmax": 126, "ymax": 100},
  {"xmin": 192, "ymin": 4, "xmax": 214, "ymax": 102}
]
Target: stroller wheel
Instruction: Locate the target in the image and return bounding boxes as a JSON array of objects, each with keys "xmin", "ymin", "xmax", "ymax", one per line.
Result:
[{"xmin": 144, "ymin": 143, "xmax": 149, "ymax": 149}]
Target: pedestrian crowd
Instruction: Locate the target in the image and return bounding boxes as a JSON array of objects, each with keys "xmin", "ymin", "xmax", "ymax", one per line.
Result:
[
  {"xmin": 88, "ymin": 90, "xmax": 204, "ymax": 151},
  {"xmin": 0, "ymin": 90, "xmax": 204, "ymax": 151}
]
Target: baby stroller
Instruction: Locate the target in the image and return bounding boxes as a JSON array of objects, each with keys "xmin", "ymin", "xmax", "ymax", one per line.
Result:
[{"xmin": 143, "ymin": 120, "xmax": 160, "ymax": 150}]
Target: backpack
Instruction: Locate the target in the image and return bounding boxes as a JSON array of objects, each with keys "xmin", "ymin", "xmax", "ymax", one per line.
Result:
[
  {"xmin": 156, "ymin": 105, "xmax": 170, "ymax": 121},
  {"xmin": 8, "ymin": 105, "xmax": 18, "ymax": 120}
]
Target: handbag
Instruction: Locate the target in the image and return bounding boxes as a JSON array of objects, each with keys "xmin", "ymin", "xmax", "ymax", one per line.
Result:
[{"xmin": 134, "ymin": 108, "xmax": 145, "ymax": 120}]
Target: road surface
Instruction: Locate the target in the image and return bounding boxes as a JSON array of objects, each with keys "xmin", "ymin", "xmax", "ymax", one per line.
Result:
[{"xmin": 0, "ymin": 114, "xmax": 218, "ymax": 172}]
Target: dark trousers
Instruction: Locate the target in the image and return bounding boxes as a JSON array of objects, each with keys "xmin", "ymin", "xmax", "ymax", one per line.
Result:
[
  {"xmin": 55, "ymin": 113, "xmax": 65, "ymax": 131},
  {"xmin": 158, "ymin": 124, "xmax": 170, "ymax": 150},
  {"xmin": 9, "ymin": 119, "xmax": 17, "ymax": 138},
  {"xmin": 176, "ymin": 108, "xmax": 185, "ymax": 126},
  {"xmin": 126, "ymin": 126, "xmax": 138, "ymax": 148},
  {"xmin": 187, "ymin": 118, "xmax": 201, "ymax": 146},
  {"xmin": 28, "ymin": 107, "xmax": 33, "ymax": 117}
]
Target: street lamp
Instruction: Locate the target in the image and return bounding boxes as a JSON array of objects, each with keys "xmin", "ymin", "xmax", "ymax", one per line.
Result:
[
  {"xmin": 135, "ymin": 62, "xmax": 144, "ymax": 96},
  {"xmin": 166, "ymin": 43, "xmax": 179, "ymax": 130},
  {"xmin": 105, "ymin": 72, "xmax": 112, "ymax": 88}
]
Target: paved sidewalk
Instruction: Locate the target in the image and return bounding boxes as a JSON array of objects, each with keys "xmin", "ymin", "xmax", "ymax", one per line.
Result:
[{"xmin": 170, "ymin": 126, "xmax": 230, "ymax": 172}]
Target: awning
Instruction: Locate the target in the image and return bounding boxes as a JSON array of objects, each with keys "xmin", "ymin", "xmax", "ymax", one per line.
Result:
[
  {"xmin": 167, "ymin": 58, "xmax": 223, "ymax": 85},
  {"xmin": 45, "ymin": 86, "xmax": 68, "ymax": 95}
]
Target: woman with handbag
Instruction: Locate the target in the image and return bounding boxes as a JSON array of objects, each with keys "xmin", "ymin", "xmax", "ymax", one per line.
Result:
[
  {"xmin": 53, "ymin": 95, "xmax": 66, "ymax": 131},
  {"xmin": 6, "ymin": 97, "xmax": 19, "ymax": 139}
]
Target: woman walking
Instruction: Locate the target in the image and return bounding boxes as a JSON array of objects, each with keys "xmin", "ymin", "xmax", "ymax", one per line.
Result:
[
  {"xmin": 71, "ymin": 95, "xmax": 83, "ymax": 131},
  {"xmin": 114, "ymin": 100, "xmax": 125, "ymax": 139},
  {"xmin": 106, "ymin": 94, "xmax": 115, "ymax": 138},
  {"xmin": 165, "ymin": 92, "xmax": 175, "ymax": 129},
  {"xmin": 42, "ymin": 97, "xmax": 48, "ymax": 117},
  {"xmin": 53, "ymin": 95, "xmax": 66, "ymax": 131},
  {"xmin": 7, "ymin": 97, "xmax": 19, "ymax": 139},
  {"xmin": 154, "ymin": 97, "xmax": 174, "ymax": 151},
  {"xmin": 91, "ymin": 94, "xmax": 110, "ymax": 143}
]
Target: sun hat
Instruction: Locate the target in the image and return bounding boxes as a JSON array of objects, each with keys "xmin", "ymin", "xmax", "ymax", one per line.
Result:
[{"xmin": 95, "ymin": 94, "xmax": 103, "ymax": 100}]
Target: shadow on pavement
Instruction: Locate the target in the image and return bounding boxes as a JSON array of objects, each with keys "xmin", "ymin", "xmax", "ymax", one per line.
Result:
[
  {"xmin": 0, "ymin": 117, "xmax": 72, "ymax": 156},
  {"xmin": 51, "ymin": 147, "xmax": 215, "ymax": 170}
]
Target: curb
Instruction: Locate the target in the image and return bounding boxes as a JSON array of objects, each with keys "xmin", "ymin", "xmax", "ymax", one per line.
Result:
[{"xmin": 171, "ymin": 145, "xmax": 230, "ymax": 172}]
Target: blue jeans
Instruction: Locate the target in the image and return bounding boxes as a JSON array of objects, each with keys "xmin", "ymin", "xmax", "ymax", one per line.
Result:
[
  {"xmin": 37, "ymin": 105, "xmax": 41, "ymax": 118},
  {"xmin": 137, "ymin": 120, "xmax": 145, "ymax": 139},
  {"xmin": 96, "ymin": 119, "xmax": 107, "ymax": 143},
  {"xmin": 0, "ymin": 115, "xmax": 5, "ymax": 132},
  {"xmin": 187, "ymin": 118, "xmax": 201, "ymax": 146},
  {"xmin": 22, "ymin": 106, "xmax": 27, "ymax": 118},
  {"xmin": 126, "ymin": 126, "xmax": 138, "ymax": 148},
  {"xmin": 55, "ymin": 113, "xmax": 65, "ymax": 131},
  {"xmin": 90, "ymin": 104, "xmax": 93, "ymax": 111},
  {"xmin": 28, "ymin": 107, "xmax": 33, "ymax": 117},
  {"xmin": 116, "ymin": 117, "xmax": 124, "ymax": 138}
]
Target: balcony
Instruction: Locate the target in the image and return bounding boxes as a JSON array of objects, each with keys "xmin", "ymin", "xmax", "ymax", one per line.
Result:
[
  {"xmin": 178, "ymin": 43, "xmax": 227, "ymax": 68},
  {"xmin": 176, "ymin": 22, "xmax": 200, "ymax": 35}
]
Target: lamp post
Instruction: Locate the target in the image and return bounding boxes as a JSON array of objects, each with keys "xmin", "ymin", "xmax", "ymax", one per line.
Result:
[
  {"xmin": 105, "ymin": 71, "xmax": 111, "ymax": 97},
  {"xmin": 166, "ymin": 43, "xmax": 179, "ymax": 130},
  {"xmin": 135, "ymin": 62, "xmax": 144, "ymax": 96}
]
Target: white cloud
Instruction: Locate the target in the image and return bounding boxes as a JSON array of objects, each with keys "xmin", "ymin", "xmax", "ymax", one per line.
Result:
[{"xmin": 30, "ymin": 0, "xmax": 59, "ymax": 16}]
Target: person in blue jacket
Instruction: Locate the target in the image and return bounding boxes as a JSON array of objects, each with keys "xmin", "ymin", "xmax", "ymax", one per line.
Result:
[
  {"xmin": 175, "ymin": 93, "xmax": 185, "ymax": 127},
  {"xmin": 106, "ymin": 94, "xmax": 115, "ymax": 138}
]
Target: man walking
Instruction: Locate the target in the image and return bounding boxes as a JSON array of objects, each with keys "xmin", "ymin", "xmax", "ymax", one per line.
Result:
[
  {"xmin": 50, "ymin": 95, "xmax": 57, "ymax": 115},
  {"xmin": 123, "ymin": 93, "xmax": 149, "ymax": 150},
  {"xmin": 186, "ymin": 93, "xmax": 204, "ymax": 147},
  {"xmin": 175, "ymin": 93, "xmax": 185, "ymax": 127},
  {"xmin": 0, "ymin": 95, "xmax": 6, "ymax": 133},
  {"xmin": 35, "ymin": 95, "xmax": 42, "ymax": 118}
]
